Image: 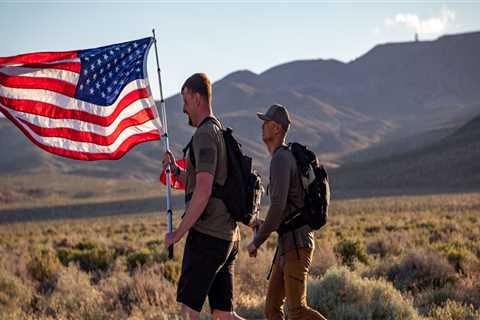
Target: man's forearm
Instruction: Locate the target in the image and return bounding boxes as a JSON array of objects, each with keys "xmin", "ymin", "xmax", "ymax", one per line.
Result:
[
  {"xmin": 252, "ymin": 203, "xmax": 285, "ymax": 249},
  {"xmin": 174, "ymin": 188, "xmax": 210, "ymax": 240}
]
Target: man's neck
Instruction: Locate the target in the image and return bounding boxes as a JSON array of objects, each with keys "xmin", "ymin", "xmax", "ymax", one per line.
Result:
[
  {"xmin": 195, "ymin": 110, "xmax": 214, "ymax": 127},
  {"xmin": 267, "ymin": 138, "xmax": 286, "ymax": 155}
]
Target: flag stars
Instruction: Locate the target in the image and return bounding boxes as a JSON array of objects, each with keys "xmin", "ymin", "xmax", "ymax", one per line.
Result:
[{"xmin": 77, "ymin": 39, "xmax": 148, "ymax": 105}]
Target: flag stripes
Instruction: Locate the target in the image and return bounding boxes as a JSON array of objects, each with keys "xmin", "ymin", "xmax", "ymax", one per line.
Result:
[{"xmin": 0, "ymin": 37, "xmax": 161, "ymax": 160}]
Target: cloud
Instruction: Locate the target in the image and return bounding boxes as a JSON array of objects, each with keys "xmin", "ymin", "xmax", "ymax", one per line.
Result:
[{"xmin": 384, "ymin": 6, "xmax": 455, "ymax": 35}]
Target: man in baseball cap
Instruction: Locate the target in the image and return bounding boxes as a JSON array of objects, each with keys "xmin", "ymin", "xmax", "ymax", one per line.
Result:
[
  {"xmin": 249, "ymin": 104, "xmax": 326, "ymax": 319},
  {"xmin": 256, "ymin": 103, "xmax": 291, "ymax": 132}
]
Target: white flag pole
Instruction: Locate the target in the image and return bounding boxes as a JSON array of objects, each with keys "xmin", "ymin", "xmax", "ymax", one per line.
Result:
[{"xmin": 152, "ymin": 29, "xmax": 174, "ymax": 259}]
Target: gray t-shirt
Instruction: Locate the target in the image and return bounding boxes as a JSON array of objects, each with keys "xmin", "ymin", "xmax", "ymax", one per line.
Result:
[
  {"xmin": 253, "ymin": 145, "xmax": 315, "ymax": 255},
  {"xmin": 185, "ymin": 117, "xmax": 239, "ymax": 241}
]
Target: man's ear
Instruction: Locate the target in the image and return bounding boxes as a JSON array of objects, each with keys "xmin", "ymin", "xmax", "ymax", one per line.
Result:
[{"xmin": 193, "ymin": 92, "xmax": 202, "ymax": 107}]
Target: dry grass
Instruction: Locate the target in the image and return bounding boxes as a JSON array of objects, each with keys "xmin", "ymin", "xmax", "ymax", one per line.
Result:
[{"xmin": 0, "ymin": 192, "xmax": 479, "ymax": 319}]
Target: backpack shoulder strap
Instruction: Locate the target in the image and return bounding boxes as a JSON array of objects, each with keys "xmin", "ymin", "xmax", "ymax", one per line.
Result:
[
  {"xmin": 277, "ymin": 142, "xmax": 308, "ymax": 234},
  {"xmin": 182, "ymin": 116, "xmax": 223, "ymax": 166}
]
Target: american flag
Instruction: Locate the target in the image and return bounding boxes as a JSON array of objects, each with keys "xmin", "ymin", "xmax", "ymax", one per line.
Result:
[{"xmin": 0, "ymin": 37, "xmax": 162, "ymax": 160}]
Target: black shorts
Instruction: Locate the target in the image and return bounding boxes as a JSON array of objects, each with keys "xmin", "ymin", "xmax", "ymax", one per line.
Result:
[{"xmin": 176, "ymin": 228, "xmax": 238, "ymax": 312}]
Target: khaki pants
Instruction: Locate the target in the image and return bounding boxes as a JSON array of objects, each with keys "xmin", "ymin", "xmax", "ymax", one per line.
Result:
[{"xmin": 265, "ymin": 248, "xmax": 327, "ymax": 320}]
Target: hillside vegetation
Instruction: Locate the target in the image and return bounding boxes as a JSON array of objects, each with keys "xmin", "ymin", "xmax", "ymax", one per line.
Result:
[
  {"xmin": 1, "ymin": 192, "xmax": 479, "ymax": 319},
  {"xmin": 332, "ymin": 112, "xmax": 480, "ymax": 197}
]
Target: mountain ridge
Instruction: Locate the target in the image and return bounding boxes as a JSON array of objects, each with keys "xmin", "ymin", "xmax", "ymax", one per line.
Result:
[{"xmin": 1, "ymin": 30, "xmax": 479, "ymax": 198}]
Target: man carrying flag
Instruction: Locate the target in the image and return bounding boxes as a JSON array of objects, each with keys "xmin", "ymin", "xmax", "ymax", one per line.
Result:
[
  {"xmin": 0, "ymin": 37, "xmax": 161, "ymax": 160},
  {"xmin": 162, "ymin": 73, "xmax": 244, "ymax": 320}
]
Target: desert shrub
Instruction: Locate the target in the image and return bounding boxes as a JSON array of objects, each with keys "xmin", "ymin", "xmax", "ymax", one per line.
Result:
[
  {"xmin": 126, "ymin": 248, "xmax": 168, "ymax": 273},
  {"xmin": 145, "ymin": 239, "xmax": 162, "ymax": 250},
  {"xmin": 162, "ymin": 260, "xmax": 181, "ymax": 283},
  {"xmin": 308, "ymin": 266, "xmax": 420, "ymax": 320},
  {"xmin": 310, "ymin": 241, "xmax": 337, "ymax": 277},
  {"xmin": 0, "ymin": 270, "xmax": 31, "ymax": 318},
  {"xmin": 443, "ymin": 246, "xmax": 475, "ymax": 274},
  {"xmin": 386, "ymin": 249, "xmax": 457, "ymax": 292},
  {"xmin": 50, "ymin": 264, "xmax": 105, "ymax": 320},
  {"xmin": 364, "ymin": 225, "xmax": 381, "ymax": 235},
  {"xmin": 27, "ymin": 247, "xmax": 61, "ymax": 294},
  {"xmin": 428, "ymin": 299, "xmax": 480, "ymax": 320},
  {"xmin": 235, "ymin": 246, "xmax": 272, "ymax": 318},
  {"xmin": 415, "ymin": 222, "xmax": 436, "ymax": 231},
  {"xmin": 100, "ymin": 265, "xmax": 177, "ymax": 316},
  {"xmin": 455, "ymin": 276, "xmax": 480, "ymax": 309},
  {"xmin": 236, "ymin": 295, "xmax": 264, "ymax": 320},
  {"xmin": 415, "ymin": 287, "xmax": 458, "ymax": 314},
  {"xmin": 73, "ymin": 241, "xmax": 97, "ymax": 251},
  {"xmin": 127, "ymin": 249, "xmax": 154, "ymax": 271},
  {"xmin": 429, "ymin": 230, "xmax": 443, "ymax": 243},
  {"xmin": 366, "ymin": 237, "xmax": 401, "ymax": 258},
  {"xmin": 57, "ymin": 242, "xmax": 115, "ymax": 273},
  {"xmin": 335, "ymin": 239, "xmax": 369, "ymax": 268}
]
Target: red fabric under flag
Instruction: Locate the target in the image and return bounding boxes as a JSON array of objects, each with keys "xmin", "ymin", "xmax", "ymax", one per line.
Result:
[
  {"xmin": 160, "ymin": 159, "xmax": 186, "ymax": 190},
  {"xmin": 0, "ymin": 37, "xmax": 162, "ymax": 160}
]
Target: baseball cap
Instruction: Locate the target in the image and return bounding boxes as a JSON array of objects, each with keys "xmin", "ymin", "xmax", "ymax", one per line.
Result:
[{"xmin": 257, "ymin": 104, "xmax": 291, "ymax": 131}]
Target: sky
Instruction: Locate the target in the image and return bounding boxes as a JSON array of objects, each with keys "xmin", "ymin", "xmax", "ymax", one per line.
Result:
[{"xmin": 1, "ymin": 1, "xmax": 480, "ymax": 99}]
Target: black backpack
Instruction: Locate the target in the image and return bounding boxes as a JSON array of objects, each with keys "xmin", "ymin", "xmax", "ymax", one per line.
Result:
[
  {"xmin": 277, "ymin": 142, "xmax": 331, "ymax": 235},
  {"xmin": 184, "ymin": 117, "xmax": 263, "ymax": 226}
]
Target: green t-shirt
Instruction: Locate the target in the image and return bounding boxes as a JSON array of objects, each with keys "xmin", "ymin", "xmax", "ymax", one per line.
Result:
[{"xmin": 185, "ymin": 117, "xmax": 239, "ymax": 241}]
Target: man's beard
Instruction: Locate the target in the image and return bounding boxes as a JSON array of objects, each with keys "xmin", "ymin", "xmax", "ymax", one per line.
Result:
[{"xmin": 185, "ymin": 112, "xmax": 194, "ymax": 127}]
